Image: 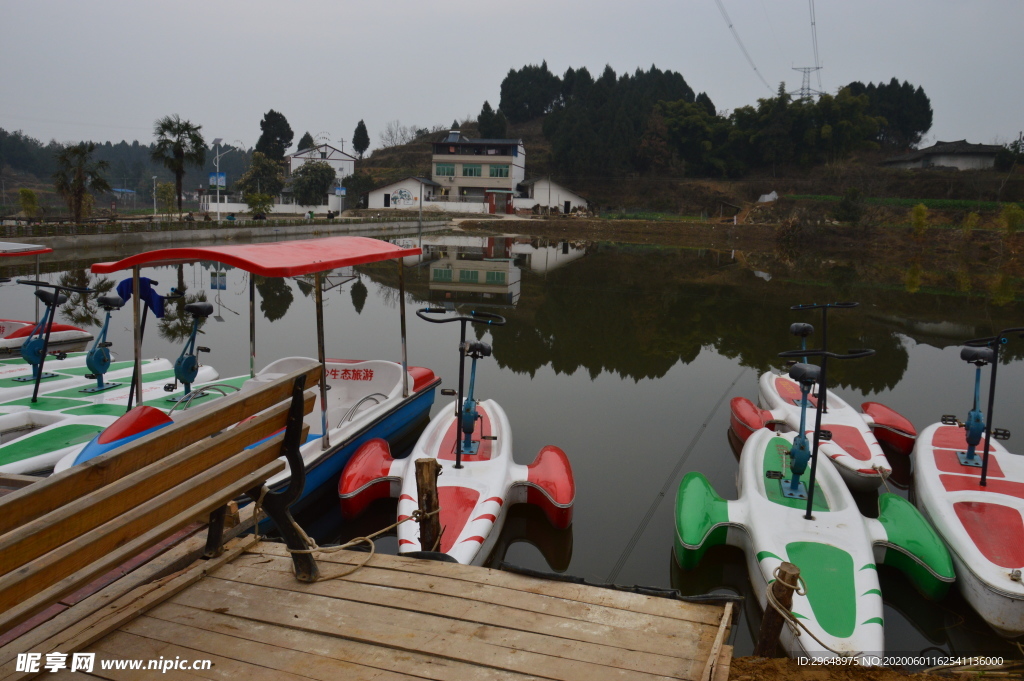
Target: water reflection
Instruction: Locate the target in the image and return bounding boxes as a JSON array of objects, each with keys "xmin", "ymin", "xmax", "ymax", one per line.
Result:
[{"xmin": 56, "ymin": 269, "xmax": 115, "ymax": 328}]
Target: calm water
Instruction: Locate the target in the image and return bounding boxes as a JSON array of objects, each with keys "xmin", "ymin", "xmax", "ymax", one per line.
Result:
[{"xmin": 2, "ymin": 230, "xmax": 1022, "ymax": 659}]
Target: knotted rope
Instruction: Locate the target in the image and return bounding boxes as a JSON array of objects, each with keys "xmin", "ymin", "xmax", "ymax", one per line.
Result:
[{"xmin": 765, "ymin": 565, "xmax": 856, "ymax": 658}]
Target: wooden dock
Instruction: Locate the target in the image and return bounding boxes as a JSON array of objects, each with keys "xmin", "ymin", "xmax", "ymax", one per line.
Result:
[{"xmin": 2, "ymin": 537, "xmax": 732, "ymax": 681}]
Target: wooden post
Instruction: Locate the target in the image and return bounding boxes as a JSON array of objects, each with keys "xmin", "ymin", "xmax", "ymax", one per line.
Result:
[
  {"xmin": 415, "ymin": 459, "xmax": 442, "ymax": 552},
  {"xmin": 753, "ymin": 561, "xmax": 800, "ymax": 657}
]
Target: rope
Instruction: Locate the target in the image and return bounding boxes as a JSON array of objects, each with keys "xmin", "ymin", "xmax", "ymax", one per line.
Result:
[
  {"xmin": 872, "ymin": 464, "xmax": 892, "ymax": 493},
  {"xmin": 765, "ymin": 566, "xmax": 855, "ymax": 658},
  {"xmin": 281, "ymin": 508, "xmax": 441, "ymax": 581}
]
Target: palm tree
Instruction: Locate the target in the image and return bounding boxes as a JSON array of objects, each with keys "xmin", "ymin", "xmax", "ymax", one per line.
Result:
[
  {"xmin": 52, "ymin": 142, "xmax": 111, "ymax": 223},
  {"xmin": 151, "ymin": 115, "xmax": 206, "ymax": 215}
]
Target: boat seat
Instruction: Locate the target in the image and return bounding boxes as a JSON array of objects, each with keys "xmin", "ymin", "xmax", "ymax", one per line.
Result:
[
  {"xmin": 97, "ymin": 295, "xmax": 123, "ymax": 311},
  {"xmin": 184, "ymin": 302, "xmax": 214, "ymax": 318},
  {"xmin": 789, "ymin": 322, "xmax": 814, "ymax": 338},
  {"xmin": 34, "ymin": 290, "xmax": 68, "ymax": 307},
  {"xmin": 788, "ymin": 362, "xmax": 821, "ymax": 386},
  {"xmin": 960, "ymin": 346, "xmax": 993, "ymax": 366}
]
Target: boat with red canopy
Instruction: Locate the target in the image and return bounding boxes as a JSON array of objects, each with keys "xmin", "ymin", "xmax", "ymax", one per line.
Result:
[
  {"xmin": 0, "ymin": 242, "xmax": 93, "ymax": 357},
  {"xmin": 60, "ymin": 236, "xmax": 440, "ymax": 505}
]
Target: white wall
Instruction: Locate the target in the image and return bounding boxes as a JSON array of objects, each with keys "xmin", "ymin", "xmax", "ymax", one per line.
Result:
[
  {"xmin": 368, "ymin": 179, "xmax": 433, "ymax": 209},
  {"xmin": 200, "ymin": 195, "xmax": 344, "ymax": 214},
  {"xmin": 518, "ymin": 179, "xmax": 587, "ymax": 211}
]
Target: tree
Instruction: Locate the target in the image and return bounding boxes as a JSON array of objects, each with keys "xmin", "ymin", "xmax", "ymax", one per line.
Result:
[
  {"xmin": 156, "ymin": 182, "xmax": 176, "ymax": 214},
  {"xmin": 255, "ymin": 109, "xmax": 294, "ymax": 160},
  {"xmin": 477, "ymin": 101, "xmax": 508, "ymax": 138},
  {"xmin": 451, "ymin": 120, "xmax": 460, "ymax": 130},
  {"xmin": 342, "ymin": 171, "xmax": 376, "ymax": 209},
  {"xmin": 297, "ymin": 131, "xmax": 315, "ymax": 152},
  {"xmin": 52, "ymin": 141, "xmax": 111, "ymax": 223},
  {"xmin": 500, "ymin": 61, "xmax": 561, "ymax": 124},
  {"xmin": 379, "ymin": 120, "xmax": 415, "ymax": 148},
  {"xmin": 244, "ymin": 192, "xmax": 274, "ymax": 216},
  {"xmin": 254, "ymin": 277, "xmax": 294, "ymax": 322},
  {"xmin": 18, "ymin": 188, "xmax": 40, "ymax": 218},
  {"xmin": 235, "ymin": 151, "xmax": 285, "ymax": 196},
  {"xmin": 291, "ymin": 160, "xmax": 335, "ymax": 206},
  {"xmin": 352, "ymin": 120, "xmax": 370, "ymax": 159},
  {"xmin": 911, "ymin": 203, "xmax": 929, "ymax": 239},
  {"xmin": 151, "ymin": 115, "xmax": 205, "ymax": 215},
  {"xmin": 350, "ymin": 278, "xmax": 367, "ymax": 314}
]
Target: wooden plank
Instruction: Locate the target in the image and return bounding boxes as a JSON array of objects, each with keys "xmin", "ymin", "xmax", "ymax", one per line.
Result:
[
  {"xmin": 233, "ymin": 552, "xmax": 700, "ymax": 639},
  {"xmin": 210, "ymin": 562, "xmax": 712, "ymax": 662},
  {"xmin": 90, "ymin": 630, "xmax": 295, "ymax": 681},
  {"xmin": 250, "ymin": 545, "xmax": 722, "ymax": 626},
  {"xmin": 0, "ymin": 536, "xmax": 256, "ymax": 681},
  {"xmin": 174, "ymin": 577, "xmax": 700, "ymax": 680},
  {"xmin": 149, "ymin": 602, "xmax": 546, "ymax": 681},
  {"xmin": 84, "ymin": 633, "xmax": 209, "ymax": 681},
  {"xmin": 123, "ymin": 616, "xmax": 423, "ymax": 681},
  {"xmin": 710, "ymin": 646, "xmax": 732, "ymax": 681},
  {"xmin": 0, "ymin": 459, "xmax": 283, "ymax": 636},
  {"xmin": 0, "ymin": 474, "xmax": 37, "ymax": 490},
  {"xmin": 0, "ymin": 506, "xmax": 255, "ymax": 668},
  {"xmin": 0, "ymin": 393, "xmax": 313, "ymax": 576},
  {"xmin": 699, "ymin": 602, "xmax": 732, "ymax": 681},
  {"xmin": 0, "ymin": 362, "xmax": 321, "ymax": 533}
]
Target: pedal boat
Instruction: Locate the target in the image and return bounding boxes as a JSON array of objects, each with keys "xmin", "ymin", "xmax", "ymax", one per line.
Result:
[
  {"xmin": 339, "ymin": 309, "xmax": 574, "ymax": 565},
  {"xmin": 678, "ymin": 360, "xmax": 953, "ymax": 660},
  {"xmin": 731, "ymin": 322, "xmax": 915, "ymax": 492},
  {"xmin": 50, "ymin": 237, "xmax": 440, "ymax": 507},
  {"xmin": 0, "ymin": 242, "xmax": 92, "ymax": 358},
  {"xmin": 912, "ymin": 337, "xmax": 1024, "ymax": 637}
]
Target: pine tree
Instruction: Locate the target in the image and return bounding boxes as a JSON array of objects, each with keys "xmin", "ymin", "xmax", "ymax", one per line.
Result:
[
  {"xmin": 352, "ymin": 120, "xmax": 370, "ymax": 159},
  {"xmin": 297, "ymin": 131, "xmax": 315, "ymax": 151}
]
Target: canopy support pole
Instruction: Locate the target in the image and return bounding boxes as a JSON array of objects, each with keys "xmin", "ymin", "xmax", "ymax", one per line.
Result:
[
  {"xmin": 398, "ymin": 260, "xmax": 409, "ymax": 398},
  {"xmin": 131, "ymin": 265, "xmax": 143, "ymax": 408},
  {"xmin": 249, "ymin": 275, "xmax": 256, "ymax": 379},
  {"xmin": 34, "ymin": 254, "xmax": 40, "ymax": 323},
  {"xmin": 315, "ymin": 271, "xmax": 330, "ymax": 450}
]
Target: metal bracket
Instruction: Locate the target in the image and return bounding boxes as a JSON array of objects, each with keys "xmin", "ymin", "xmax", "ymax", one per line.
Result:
[
  {"xmin": 79, "ymin": 382, "xmax": 121, "ymax": 394},
  {"xmin": 781, "ymin": 480, "xmax": 809, "ymax": 500},
  {"xmin": 957, "ymin": 451, "xmax": 983, "ymax": 467}
]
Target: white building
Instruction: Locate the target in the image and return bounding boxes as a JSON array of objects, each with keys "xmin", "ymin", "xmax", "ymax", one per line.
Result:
[
  {"xmin": 514, "ymin": 178, "xmax": 588, "ymax": 213},
  {"xmin": 367, "ymin": 177, "xmax": 440, "ymax": 210},
  {"xmin": 286, "ymin": 143, "xmax": 356, "ymax": 183},
  {"xmin": 882, "ymin": 140, "xmax": 1002, "ymax": 171}
]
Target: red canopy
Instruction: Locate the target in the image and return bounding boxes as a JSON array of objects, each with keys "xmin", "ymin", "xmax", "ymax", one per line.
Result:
[
  {"xmin": 91, "ymin": 236, "xmax": 421, "ymax": 277},
  {"xmin": 0, "ymin": 242, "xmax": 52, "ymax": 257}
]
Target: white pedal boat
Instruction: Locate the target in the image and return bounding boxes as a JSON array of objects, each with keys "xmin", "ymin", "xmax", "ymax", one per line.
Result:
[
  {"xmin": 340, "ymin": 398, "xmax": 574, "ymax": 565},
  {"xmin": 340, "ymin": 308, "xmax": 574, "ymax": 566},
  {"xmin": 676, "ymin": 426, "xmax": 954, "ymax": 660},
  {"xmin": 911, "ymin": 339, "xmax": 1024, "ymax": 637}
]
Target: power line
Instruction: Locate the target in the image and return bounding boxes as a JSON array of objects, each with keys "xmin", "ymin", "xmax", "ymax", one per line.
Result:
[
  {"xmin": 808, "ymin": 0, "xmax": 822, "ymax": 91},
  {"xmin": 713, "ymin": 0, "xmax": 774, "ymax": 94}
]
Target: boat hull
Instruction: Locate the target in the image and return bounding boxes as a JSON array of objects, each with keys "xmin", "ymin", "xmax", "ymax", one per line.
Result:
[{"xmin": 912, "ymin": 423, "xmax": 1024, "ymax": 637}]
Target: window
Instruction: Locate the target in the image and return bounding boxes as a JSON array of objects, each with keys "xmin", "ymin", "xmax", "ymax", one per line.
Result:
[
  {"xmin": 435, "ymin": 163, "xmax": 455, "ymax": 177},
  {"xmin": 462, "ymin": 164, "xmax": 481, "ymax": 177},
  {"xmin": 432, "ymin": 268, "xmax": 452, "ymax": 282},
  {"xmin": 485, "ymin": 271, "xmax": 506, "ymax": 284},
  {"xmin": 489, "ymin": 164, "xmax": 509, "ymax": 178},
  {"xmin": 459, "ymin": 270, "xmax": 479, "ymax": 283},
  {"xmin": 320, "ymin": 152, "xmax": 327, "ymax": 159}
]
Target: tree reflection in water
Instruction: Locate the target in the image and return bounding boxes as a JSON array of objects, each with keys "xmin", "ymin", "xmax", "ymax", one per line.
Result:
[
  {"xmin": 255, "ymin": 276, "xmax": 294, "ymax": 322},
  {"xmin": 57, "ymin": 269, "xmax": 115, "ymax": 328}
]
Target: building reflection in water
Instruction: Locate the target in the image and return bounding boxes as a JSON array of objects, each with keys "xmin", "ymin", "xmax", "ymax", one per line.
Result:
[{"xmin": 391, "ymin": 235, "xmax": 588, "ymax": 309}]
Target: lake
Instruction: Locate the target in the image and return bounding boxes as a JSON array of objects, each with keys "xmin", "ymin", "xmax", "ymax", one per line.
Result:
[{"xmin": 2, "ymin": 227, "xmax": 1022, "ymax": 659}]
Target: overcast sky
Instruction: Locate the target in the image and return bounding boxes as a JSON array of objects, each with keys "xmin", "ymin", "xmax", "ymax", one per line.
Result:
[{"xmin": 2, "ymin": 1, "xmax": 1021, "ymax": 155}]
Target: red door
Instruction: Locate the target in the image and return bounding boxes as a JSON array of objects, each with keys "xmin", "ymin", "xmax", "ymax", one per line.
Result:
[{"xmin": 486, "ymin": 193, "xmax": 496, "ymax": 214}]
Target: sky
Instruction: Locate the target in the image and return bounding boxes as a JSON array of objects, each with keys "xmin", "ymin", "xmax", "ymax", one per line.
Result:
[{"xmin": 1, "ymin": 1, "xmax": 1021, "ymax": 155}]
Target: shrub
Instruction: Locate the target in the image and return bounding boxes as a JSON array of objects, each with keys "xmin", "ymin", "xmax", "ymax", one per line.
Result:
[
  {"xmin": 911, "ymin": 203, "xmax": 928, "ymax": 239},
  {"xmin": 18, "ymin": 188, "xmax": 40, "ymax": 218},
  {"xmin": 833, "ymin": 188, "xmax": 864, "ymax": 224},
  {"xmin": 961, "ymin": 212, "xmax": 979, "ymax": 239},
  {"xmin": 1001, "ymin": 203, "xmax": 1024, "ymax": 236},
  {"xmin": 244, "ymin": 192, "xmax": 274, "ymax": 216}
]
